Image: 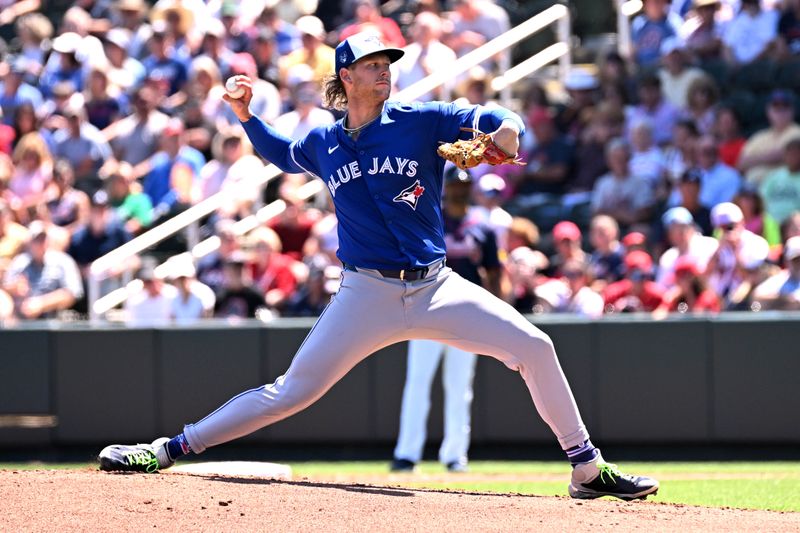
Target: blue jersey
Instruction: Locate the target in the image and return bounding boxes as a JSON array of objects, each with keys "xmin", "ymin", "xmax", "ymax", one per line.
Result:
[{"xmin": 242, "ymin": 101, "xmax": 524, "ymax": 270}]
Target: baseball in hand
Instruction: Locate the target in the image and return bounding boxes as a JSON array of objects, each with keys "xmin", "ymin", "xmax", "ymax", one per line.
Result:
[{"xmin": 225, "ymin": 77, "xmax": 246, "ymax": 99}]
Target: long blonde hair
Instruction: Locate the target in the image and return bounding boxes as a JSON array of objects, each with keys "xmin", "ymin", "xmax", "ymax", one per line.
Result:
[
  {"xmin": 322, "ymin": 73, "xmax": 348, "ymax": 111},
  {"xmin": 12, "ymin": 132, "xmax": 53, "ymax": 168}
]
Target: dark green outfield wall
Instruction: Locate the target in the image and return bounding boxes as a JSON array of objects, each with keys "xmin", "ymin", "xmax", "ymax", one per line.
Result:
[{"xmin": 1, "ymin": 314, "xmax": 799, "ymax": 447}]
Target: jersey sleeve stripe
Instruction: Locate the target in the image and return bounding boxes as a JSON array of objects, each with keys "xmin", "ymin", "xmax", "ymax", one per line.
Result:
[{"xmin": 289, "ymin": 141, "xmax": 321, "ymax": 179}]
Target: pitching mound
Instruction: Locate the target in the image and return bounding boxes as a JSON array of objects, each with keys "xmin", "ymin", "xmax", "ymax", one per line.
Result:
[
  {"xmin": 165, "ymin": 461, "xmax": 292, "ymax": 480},
  {"xmin": 2, "ymin": 470, "xmax": 798, "ymax": 532}
]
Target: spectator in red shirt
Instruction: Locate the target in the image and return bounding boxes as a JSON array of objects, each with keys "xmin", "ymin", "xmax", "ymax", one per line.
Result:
[
  {"xmin": 247, "ymin": 226, "xmax": 299, "ymax": 313},
  {"xmin": 603, "ymin": 250, "xmax": 665, "ymax": 312},
  {"xmin": 338, "ymin": 0, "xmax": 406, "ymax": 48},
  {"xmin": 715, "ymin": 106, "xmax": 747, "ymax": 169},
  {"xmin": 267, "ymin": 182, "xmax": 321, "ymax": 260},
  {"xmin": 655, "ymin": 255, "xmax": 721, "ymax": 316}
]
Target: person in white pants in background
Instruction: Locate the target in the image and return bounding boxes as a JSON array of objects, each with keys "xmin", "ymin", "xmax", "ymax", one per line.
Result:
[{"xmin": 391, "ymin": 167, "xmax": 497, "ymax": 473}]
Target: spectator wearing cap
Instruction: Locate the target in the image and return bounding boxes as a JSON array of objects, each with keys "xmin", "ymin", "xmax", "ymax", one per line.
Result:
[
  {"xmin": 107, "ymin": 172, "xmax": 153, "ymax": 235},
  {"xmin": 630, "ymin": 0, "xmax": 683, "ymax": 68},
  {"xmin": 556, "ymin": 67, "xmax": 599, "ymax": 142},
  {"xmin": 197, "ymin": 18, "xmax": 234, "ymax": 81},
  {"xmin": 184, "ymin": 55, "xmax": 226, "ymax": 132},
  {"xmin": 2, "ymin": 221, "xmax": 83, "ymax": 319},
  {"xmin": 52, "ymin": 97, "xmax": 112, "ymax": 185},
  {"xmin": 247, "ymin": 226, "xmax": 300, "ymax": 312},
  {"xmin": 149, "ymin": 0, "xmax": 197, "ymax": 63},
  {"xmin": 546, "ymin": 220, "xmax": 586, "ymax": 278},
  {"xmin": 674, "ymin": 169, "xmax": 713, "ymax": 235},
  {"xmin": 656, "ymin": 206, "xmax": 719, "ymax": 289},
  {"xmin": 536, "ymin": 259, "xmax": 604, "ymax": 318},
  {"xmin": 514, "ymin": 107, "xmax": 573, "ymax": 199},
  {"xmin": 658, "ymin": 37, "xmax": 706, "ymax": 110},
  {"xmin": 38, "ymin": 31, "xmax": 85, "ymax": 99},
  {"xmin": 444, "ymin": 0, "xmax": 510, "ymax": 73},
  {"xmin": 738, "ymin": 90, "xmax": 800, "ymax": 185},
  {"xmin": 214, "ymin": 252, "xmax": 266, "ymax": 319},
  {"xmin": 723, "ymin": 0, "xmax": 778, "ymax": 65},
  {"xmin": 393, "ymin": 11, "xmax": 457, "ymax": 102},
  {"xmin": 505, "ymin": 246, "xmax": 549, "ymax": 313},
  {"xmin": 279, "ymin": 16, "xmax": 334, "ymax": 87},
  {"xmin": 0, "ymin": 56, "xmax": 44, "ymax": 125},
  {"xmin": 168, "ymin": 260, "xmax": 215, "ymax": 323},
  {"xmin": 591, "ymin": 138, "xmax": 656, "ymax": 228},
  {"xmin": 753, "ymin": 235, "xmax": 800, "ymax": 309},
  {"xmin": 273, "ymin": 81, "xmax": 336, "ymax": 140},
  {"xmin": 681, "ymin": 0, "xmax": 723, "ymax": 61},
  {"xmin": 222, "ymin": 52, "xmax": 281, "ymax": 127},
  {"xmin": 588, "ymin": 214, "xmax": 626, "ymax": 289},
  {"xmin": 124, "ymin": 257, "xmax": 178, "ymax": 326},
  {"xmin": 45, "ymin": 159, "xmax": 90, "ymax": 236},
  {"xmin": 141, "ymin": 118, "xmax": 206, "ymax": 218},
  {"xmin": 655, "ymin": 255, "xmax": 721, "ymax": 316},
  {"xmin": 67, "ymin": 189, "xmax": 132, "ymax": 277},
  {"xmin": 622, "ymin": 231, "xmax": 648, "ymax": 253},
  {"xmin": 626, "ymin": 74, "xmax": 679, "ymax": 146},
  {"xmin": 219, "ymin": 0, "xmax": 251, "ymax": 54},
  {"xmin": 706, "ymin": 202, "xmax": 770, "ymax": 303},
  {"xmin": 603, "ymin": 250, "xmax": 665, "ymax": 312},
  {"xmin": 107, "ymin": 85, "xmax": 170, "ymax": 167},
  {"xmin": 693, "ymin": 134, "xmax": 742, "ymax": 208},
  {"xmin": 340, "ymin": 0, "xmax": 406, "ymax": 48},
  {"xmin": 471, "ymin": 173, "xmax": 512, "ymax": 254},
  {"xmin": 103, "ymin": 28, "xmax": 146, "ymax": 92},
  {"xmin": 141, "ymin": 21, "xmax": 188, "ymax": 96},
  {"xmin": 760, "ymin": 137, "xmax": 800, "ymax": 225}
]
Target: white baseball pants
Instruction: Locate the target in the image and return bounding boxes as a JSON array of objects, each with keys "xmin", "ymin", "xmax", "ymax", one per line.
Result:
[
  {"xmin": 393, "ymin": 340, "xmax": 478, "ymax": 465},
  {"xmin": 183, "ymin": 266, "xmax": 589, "ymax": 453}
]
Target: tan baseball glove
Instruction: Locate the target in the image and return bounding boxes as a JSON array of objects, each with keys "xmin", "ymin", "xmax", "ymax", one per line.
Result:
[{"xmin": 437, "ymin": 128, "xmax": 526, "ymax": 170}]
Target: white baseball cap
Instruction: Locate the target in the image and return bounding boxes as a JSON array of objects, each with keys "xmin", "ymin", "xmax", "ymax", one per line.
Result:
[
  {"xmin": 334, "ymin": 31, "xmax": 404, "ymax": 74},
  {"xmin": 785, "ymin": 236, "xmax": 800, "ymax": 261},
  {"xmin": 711, "ymin": 202, "xmax": 744, "ymax": 227}
]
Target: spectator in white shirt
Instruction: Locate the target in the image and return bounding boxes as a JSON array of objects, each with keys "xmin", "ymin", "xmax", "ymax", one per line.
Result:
[
  {"xmin": 536, "ymin": 259, "xmax": 605, "ymax": 318},
  {"xmin": 125, "ymin": 258, "xmax": 176, "ymax": 326},
  {"xmin": 723, "ymin": 0, "xmax": 779, "ymax": 65},
  {"xmin": 393, "ymin": 11, "xmax": 458, "ymax": 101},
  {"xmin": 658, "ymin": 37, "xmax": 707, "ymax": 110},
  {"xmin": 753, "ymin": 235, "xmax": 800, "ymax": 309},
  {"xmin": 168, "ymin": 260, "xmax": 215, "ymax": 323},
  {"xmin": 272, "ymin": 80, "xmax": 335, "ymax": 140},
  {"xmin": 657, "ymin": 207, "xmax": 719, "ymax": 289},
  {"xmin": 629, "ymin": 121, "xmax": 666, "ymax": 188},
  {"xmin": 706, "ymin": 202, "xmax": 770, "ymax": 301}
]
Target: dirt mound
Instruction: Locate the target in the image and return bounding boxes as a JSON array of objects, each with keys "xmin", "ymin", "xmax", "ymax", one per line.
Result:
[{"xmin": 2, "ymin": 470, "xmax": 798, "ymax": 532}]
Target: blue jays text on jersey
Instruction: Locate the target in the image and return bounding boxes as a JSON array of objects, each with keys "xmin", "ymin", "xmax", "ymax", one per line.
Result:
[{"xmin": 242, "ymin": 100, "xmax": 525, "ymax": 270}]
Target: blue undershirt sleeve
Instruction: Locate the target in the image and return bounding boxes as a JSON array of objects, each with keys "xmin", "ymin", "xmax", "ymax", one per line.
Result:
[{"xmin": 240, "ymin": 115, "xmax": 316, "ymax": 175}]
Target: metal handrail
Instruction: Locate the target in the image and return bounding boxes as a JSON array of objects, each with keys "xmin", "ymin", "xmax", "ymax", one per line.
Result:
[{"xmin": 86, "ymin": 4, "xmax": 573, "ymax": 321}]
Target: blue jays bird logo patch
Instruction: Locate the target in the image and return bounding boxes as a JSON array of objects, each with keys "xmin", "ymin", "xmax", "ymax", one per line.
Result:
[{"xmin": 393, "ymin": 180, "xmax": 425, "ymax": 210}]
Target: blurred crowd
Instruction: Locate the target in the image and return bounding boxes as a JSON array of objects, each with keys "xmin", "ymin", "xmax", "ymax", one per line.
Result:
[{"xmin": 1, "ymin": 0, "xmax": 800, "ymax": 325}]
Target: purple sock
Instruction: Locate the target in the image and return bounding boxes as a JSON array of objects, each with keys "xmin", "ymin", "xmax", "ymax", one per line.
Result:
[
  {"xmin": 566, "ymin": 439, "xmax": 599, "ymax": 466},
  {"xmin": 165, "ymin": 433, "xmax": 192, "ymax": 461}
]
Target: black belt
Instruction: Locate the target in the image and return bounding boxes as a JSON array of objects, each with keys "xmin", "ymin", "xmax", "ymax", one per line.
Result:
[{"xmin": 344, "ymin": 259, "xmax": 445, "ymax": 281}]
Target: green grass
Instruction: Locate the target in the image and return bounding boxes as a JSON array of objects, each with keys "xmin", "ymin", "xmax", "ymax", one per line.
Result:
[
  {"xmin": 2, "ymin": 460, "xmax": 799, "ymax": 512},
  {"xmin": 288, "ymin": 461, "xmax": 800, "ymax": 513}
]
